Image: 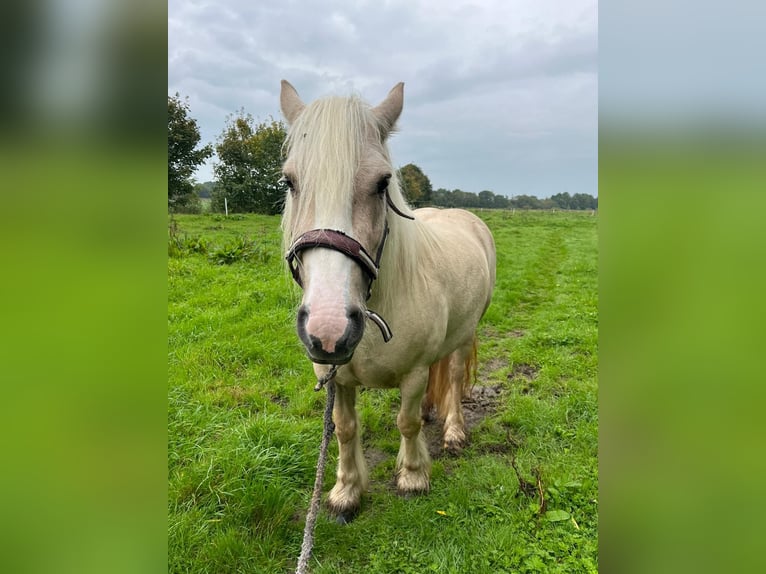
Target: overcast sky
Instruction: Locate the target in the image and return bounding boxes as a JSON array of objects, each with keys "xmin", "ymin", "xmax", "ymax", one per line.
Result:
[{"xmin": 168, "ymin": 0, "xmax": 597, "ymax": 198}]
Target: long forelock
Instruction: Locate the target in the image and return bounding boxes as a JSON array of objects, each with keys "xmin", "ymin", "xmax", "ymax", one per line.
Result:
[{"xmin": 282, "ymin": 95, "xmax": 382, "ymax": 247}]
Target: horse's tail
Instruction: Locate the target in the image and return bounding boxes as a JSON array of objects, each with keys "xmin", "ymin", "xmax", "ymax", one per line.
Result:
[
  {"xmin": 423, "ymin": 335, "xmax": 477, "ymax": 420},
  {"xmin": 462, "ymin": 335, "xmax": 478, "ymax": 398}
]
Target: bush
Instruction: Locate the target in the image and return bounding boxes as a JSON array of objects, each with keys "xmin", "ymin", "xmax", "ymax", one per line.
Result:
[
  {"xmin": 168, "ymin": 218, "xmax": 209, "ymax": 257},
  {"xmin": 168, "ymin": 219, "xmax": 267, "ymax": 264},
  {"xmin": 168, "ymin": 233, "xmax": 209, "ymax": 258},
  {"xmin": 208, "ymin": 236, "xmax": 269, "ymax": 265}
]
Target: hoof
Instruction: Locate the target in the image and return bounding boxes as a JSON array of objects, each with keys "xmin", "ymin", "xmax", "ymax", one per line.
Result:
[
  {"xmin": 335, "ymin": 509, "xmax": 357, "ymax": 525},
  {"xmin": 327, "ymin": 481, "xmax": 363, "ymax": 521},
  {"xmin": 326, "ymin": 497, "xmax": 360, "ymax": 523}
]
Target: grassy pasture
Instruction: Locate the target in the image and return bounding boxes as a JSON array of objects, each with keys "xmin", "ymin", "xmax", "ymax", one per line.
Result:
[{"xmin": 168, "ymin": 210, "xmax": 598, "ymax": 573}]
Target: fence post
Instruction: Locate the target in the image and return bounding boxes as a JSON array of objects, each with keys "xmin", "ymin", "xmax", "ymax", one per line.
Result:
[{"xmin": 224, "ymin": 197, "xmax": 228, "ymax": 216}]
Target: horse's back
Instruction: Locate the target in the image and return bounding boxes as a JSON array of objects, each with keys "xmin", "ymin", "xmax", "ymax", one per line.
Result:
[
  {"xmin": 408, "ymin": 208, "xmax": 496, "ymax": 361},
  {"xmin": 415, "ymin": 207, "xmax": 494, "ymax": 253},
  {"xmin": 414, "ymin": 207, "xmax": 496, "ymax": 308}
]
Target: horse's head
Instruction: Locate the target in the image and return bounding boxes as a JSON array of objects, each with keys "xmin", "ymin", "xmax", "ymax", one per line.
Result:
[{"xmin": 280, "ymin": 80, "xmax": 406, "ymax": 365}]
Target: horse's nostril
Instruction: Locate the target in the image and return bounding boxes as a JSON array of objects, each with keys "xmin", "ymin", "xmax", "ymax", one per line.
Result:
[
  {"xmin": 339, "ymin": 307, "xmax": 365, "ymax": 353},
  {"xmin": 347, "ymin": 307, "xmax": 364, "ymax": 325},
  {"xmin": 296, "ymin": 305, "xmax": 311, "ymax": 345}
]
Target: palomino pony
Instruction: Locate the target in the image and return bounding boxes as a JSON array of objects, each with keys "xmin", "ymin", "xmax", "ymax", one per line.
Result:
[{"xmin": 280, "ymin": 80, "xmax": 496, "ymax": 521}]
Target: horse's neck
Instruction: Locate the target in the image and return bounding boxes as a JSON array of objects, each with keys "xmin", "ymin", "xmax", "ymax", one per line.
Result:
[{"xmin": 368, "ymin": 219, "xmax": 429, "ymax": 316}]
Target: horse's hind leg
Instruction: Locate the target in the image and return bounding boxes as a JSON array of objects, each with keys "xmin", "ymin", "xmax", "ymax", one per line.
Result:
[
  {"xmin": 441, "ymin": 339, "xmax": 475, "ymax": 453},
  {"xmin": 396, "ymin": 368, "xmax": 431, "ymax": 495},
  {"xmin": 327, "ymin": 383, "xmax": 368, "ymax": 522}
]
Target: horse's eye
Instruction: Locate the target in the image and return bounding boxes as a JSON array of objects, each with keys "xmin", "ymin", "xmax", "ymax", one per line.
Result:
[
  {"xmin": 281, "ymin": 175, "xmax": 295, "ymax": 192},
  {"xmin": 376, "ymin": 174, "xmax": 391, "ymax": 195}
]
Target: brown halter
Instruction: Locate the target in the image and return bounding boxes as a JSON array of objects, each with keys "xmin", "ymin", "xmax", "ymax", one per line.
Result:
[{"xmin": 285, "ymin": 191, "xmax": 414, "ymax": 343}]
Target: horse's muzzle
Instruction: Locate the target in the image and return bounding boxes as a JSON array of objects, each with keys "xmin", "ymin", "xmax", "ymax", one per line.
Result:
[{"xmin": 296, "ymin": 305, "xmax": 365, "ymax": 365}]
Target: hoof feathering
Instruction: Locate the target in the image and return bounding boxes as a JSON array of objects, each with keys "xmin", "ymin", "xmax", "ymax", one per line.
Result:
[
  {"xmin": 396, "ymin": 468, "xmax": 430, "ymax": 495},
  {"xmin": 326, "ymin": 488, "xmax": 361, "ymax": 521},
  {"xmin": 443, "ymin": 424, "xmax": 467, "ymax": 455}
]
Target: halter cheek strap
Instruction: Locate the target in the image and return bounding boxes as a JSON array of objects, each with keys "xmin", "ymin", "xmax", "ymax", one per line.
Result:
[{"xmin": 386, "ymin": 190, "xmax": 415, "ymax": 221}]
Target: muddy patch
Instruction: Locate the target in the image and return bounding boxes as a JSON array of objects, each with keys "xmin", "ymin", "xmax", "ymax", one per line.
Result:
[
  {"xmin": 364, "ymin": 447, "xmax": 389, "ymax": 471},
  {"xmin": 478, "ymin": 357, "xmax": 508, "ymax": 383},
  {"xmin": 508, "ymin": 363, "xmax": 539, "ymax": 381},
  {"xmin": 421, "ymin": 418, "xmax": 445, "ymax": 458},
  {"xmin": 269, "ymin": 393, "xmax": 288, "ymax": 407},
  {"xmin": 507, "ymin": 363, "xmax": 539, "ymax": 394},
  {"xmin": 422, "ymin": 383, "xmax": 505, "ymax": 458},
  {"xmin": 463, "ymin": 384, "xmax": 504, "ymax": 429}
]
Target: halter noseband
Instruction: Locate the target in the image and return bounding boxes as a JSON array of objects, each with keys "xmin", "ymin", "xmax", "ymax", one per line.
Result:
[
  {"xmin": 286, "ymin": 228, "xmax": 381, "ymax": 293},
  {"xmin": 285, "ymin": 191, "xmax": 414, "ymax": 343}
]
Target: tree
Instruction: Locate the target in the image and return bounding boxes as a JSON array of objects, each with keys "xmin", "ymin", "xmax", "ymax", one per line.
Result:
[
  {"xmin": 511, "ymin": 194, "xmax": 542, "ymax": 209},
  {"xmin": 548, "ymin": 192, "xmax": 597, "ymax": 210},
  {"xmin": 550, "ymin": 192, "xmax": 572, "ymax": 210},
  {"xmin": 212, "ymin": 112, "xmax": 287, "ymax": 215},
  {"xmin": 478, "ymin": 190, "xmax": 495, "ymax": 208},
  {"xmin": 168, "ymin": 94, "xmax": 213, "ymax": 211},
  {"xmin": 398, "ymin": 163, "xmax": 433, "ymax": 206},
  {"xmin": 540, "ymin": 198, "xmax": 555, "ymax": 210},
  {"xmin": 492, "ymin": 194, "xmax": 510, "ymax": 209},
  {"xmin": 571, "ymin": 193, "xmax": 597, "ymax": 210},
  {"xmin": 451, "ymin": 189, "xmax": 475, "ymax": 207},
  {"xmin": 431, "ymin": 188, "xmax": 452, "ymax": 207}
]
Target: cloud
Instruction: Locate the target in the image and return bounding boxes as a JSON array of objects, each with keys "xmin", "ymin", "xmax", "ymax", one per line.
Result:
[{"xmin": 168, "ymin": 0, "xmax": 597, "ymax": 196}]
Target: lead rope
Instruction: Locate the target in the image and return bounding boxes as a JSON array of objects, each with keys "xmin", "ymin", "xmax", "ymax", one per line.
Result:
[{"xmin": 295, "ymin": 364, "xmax": 339, "ymax": 574}]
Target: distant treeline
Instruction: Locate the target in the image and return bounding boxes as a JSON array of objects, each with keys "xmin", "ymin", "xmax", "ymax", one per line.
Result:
[
  {"xmin": 170, "ymin": 96, "xmax": 597, "ymax": 214},
  {"xmin": 194, "ymin": 181, "xmax": 215, "ymax": 199},
  {"xmin": 428, "ymin": 189, "xmax": 597, "ymax": 211},
  {"xmin": 193, "ymin": 180, "xmax": 597, "ymax": 213}
]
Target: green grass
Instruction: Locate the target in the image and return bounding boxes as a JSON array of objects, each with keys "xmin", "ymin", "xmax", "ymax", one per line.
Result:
[{"xmin": 168, "ymin": 210, "xmax": 598, "ymax": 573}]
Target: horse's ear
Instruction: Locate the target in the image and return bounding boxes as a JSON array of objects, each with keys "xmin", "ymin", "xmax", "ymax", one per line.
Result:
[
  {"xmin": 372, "ymin": 82, "xmax": 404, "ymax": 137},
  {"xmin": 280, "ymin": 80, "xmax": 305, "ymax": 125}
]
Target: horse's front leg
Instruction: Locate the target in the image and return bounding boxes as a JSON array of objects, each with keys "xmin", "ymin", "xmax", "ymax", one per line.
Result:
[
  {"xmin": 327, "ymin": 382, "xmax": 368, "ymax": 522},
  {"xmin": 396, "ymin": 369, "xmax": 431, "ymax": 494}
]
